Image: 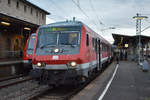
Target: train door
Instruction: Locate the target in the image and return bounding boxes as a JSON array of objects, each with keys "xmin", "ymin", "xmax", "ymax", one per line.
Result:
[
  {"xmin": 98, "ymin": 39, "xmax": 101, "ymax": 69},
  {"xmin": 96, "ymin": 39, "xmax": 101, "ymax": 70}
]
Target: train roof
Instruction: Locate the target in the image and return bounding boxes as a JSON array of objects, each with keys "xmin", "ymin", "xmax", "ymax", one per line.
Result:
[{"xmin": 39, "ymin": 21, "xmax": 83, "ymax": 28}]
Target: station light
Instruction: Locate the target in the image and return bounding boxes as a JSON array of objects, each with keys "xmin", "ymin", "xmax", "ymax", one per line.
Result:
[
  {"xmin": 133, "ymin": 16, "xmax": 148, "ymax": 20},
  {"xmin": 24, "ymin": 27, "xmax": 31, "ymax": 30},
  {"xmin": 1, "ymin": 21, "xmax": 10, "ymax": 26},
  {"xmin": 125, "ymin": 44, "xmax": 128, "ymax": 48}
]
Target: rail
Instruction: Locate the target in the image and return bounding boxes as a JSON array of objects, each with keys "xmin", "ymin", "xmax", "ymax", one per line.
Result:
[
  {"xmin": 0, "ymin": 76, "xmax": 32, "ymax": 89},
  {"xmin": 0, "ymin": 74, "xmax": 24, "ymax": 82}
]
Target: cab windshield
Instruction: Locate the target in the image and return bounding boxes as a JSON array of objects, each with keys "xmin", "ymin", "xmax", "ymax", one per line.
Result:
[
  {"xmin": 59, "ymin": 32, "xmax": 78, "ymax": 45},
  {"xmin": 38, "ymin": 29, "xmax": 80, "ymax": 48}
]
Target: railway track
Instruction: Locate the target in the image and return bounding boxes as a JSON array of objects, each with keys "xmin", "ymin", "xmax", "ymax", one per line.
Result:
[
  {"xmin": 0, "ymin": 64, "xmax": 110, "ymax": 100},
  {"xmin": 0, "ymin": 74, "xmax": 24, "ymax": 82},
  {"xmin": 0, "ymin": 75, "xmax": 49, "ymax": 100},
  {"xmin": 0, "ymin": 76, "xmax": 32, "ymax": 89},
  {"xmin": 32, "ymin": 85, "xmax": 80, "ymax": 100},
  {"xmin": 29, "ymin": 62, "xmax": 112, "ymax": 100}
]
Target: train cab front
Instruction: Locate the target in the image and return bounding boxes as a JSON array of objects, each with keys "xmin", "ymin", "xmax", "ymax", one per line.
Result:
[
  {"xmin": 23, "ymin": 33, "xmax": 36, "ymax": 74},
  {"xmin": 31, "ymin": 25, "xmax": 84, "ymax": 85},
  {"xmin": 31, "ymin": 55, "xmax": 83, "ymax": 85}
]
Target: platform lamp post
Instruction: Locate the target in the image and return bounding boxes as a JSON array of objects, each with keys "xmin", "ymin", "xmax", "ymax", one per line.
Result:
[{"xmin": 133, "ymin": 13, "xmax": 148, "ymax": 64}]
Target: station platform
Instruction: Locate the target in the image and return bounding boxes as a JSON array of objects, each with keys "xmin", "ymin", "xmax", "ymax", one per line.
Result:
[
  {"xmin": 71, "ymin": 61, "xmax": 150, "ymax": 100},
  {"xmin": 0, "ymin": 58, "xmax": 23, "ymax": 66},
  {"xmin": 0, "ymin": 58, "xmax": 23, "ymax": 78},
  {"xmin": 0, "ymin": 58, "xmax": 22, "ymax": 65}
]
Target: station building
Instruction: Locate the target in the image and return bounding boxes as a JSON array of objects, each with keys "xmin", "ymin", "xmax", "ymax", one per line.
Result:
[
  {"xmin": 0, "ymin": 0, "xmax": 49, "ymax": 60},
  {"xmin": 0, "ymin": 0, "xmax": 49, "ymax": 76},
  {"xmin": 112, "ymin": 34, "xmax": 150, "ymax": 61}
]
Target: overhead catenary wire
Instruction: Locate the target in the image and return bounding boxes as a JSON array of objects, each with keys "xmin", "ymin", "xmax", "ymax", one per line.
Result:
[
  {"xmin": 47, "ymin": 0, "xmax": 70, "ymax": 20},
  {"xmin": 72, "ymin": 0, "xmax": 89, "ymax": 18},
  {"xmin": 47, "ymin": 14, "xmax": 67, "ymax": 20},
  {"xmin": 49, "ymin": 0, "xmax": 69, "ymax": 16},
  {"xmin": 88, "ymin": 0, "xmax": 104, "ymax": 31},
  {"xmin": 89, "ymin": 0, "xmax": 105, "ymax": 26},
  {"xmin": 88, "ymin": 0, "xmax": 107, "ymax": 34},
  {"xmin": 71, "ymin": 0, "xmax": 102, "ymax": 33}
]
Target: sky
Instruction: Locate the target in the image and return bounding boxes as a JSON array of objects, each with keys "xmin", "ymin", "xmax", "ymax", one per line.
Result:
[{"xmin": 28, "ymin": 0, "xmax": 150, "ymax": 43}]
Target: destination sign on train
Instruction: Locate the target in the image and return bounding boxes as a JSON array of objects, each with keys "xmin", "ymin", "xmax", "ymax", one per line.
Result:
[{"xmin": 42, "ymin": 27, "xmax": 81, "ymax": 32}]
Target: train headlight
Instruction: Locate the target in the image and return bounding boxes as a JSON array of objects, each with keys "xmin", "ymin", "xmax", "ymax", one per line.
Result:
[
  {"xmin": 70, "ymin": 61, "xmax": 77, "ymax": 67},
  {"xmin": 54, "ymin": 48, "xmax": 59, "ymax": 53},
  {"xmin": 37, "ymin": 62, "xmax": 42, "ymax": 67}
]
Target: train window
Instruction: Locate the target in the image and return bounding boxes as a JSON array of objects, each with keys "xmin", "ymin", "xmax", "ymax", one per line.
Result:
[
  {"xmin": 39, "ymin": 33, "xmax": 57, "ymax": 47},
  {"xmin": 102, "ymin": 44, "xmax": 107, "ymax": 51},
  {"xmin": 102, "ymin": 43, "xmax": 104, "ymax": 51},
  {"xmin": 92, "ymin": 38, "xmax": 95, "ymax": 48},
  {"xmin": 105, "ymin": 45, "xmax": 107, "ymax": 51},
  {"xmin": 92, "ymin": 38, "xmax": 94, "ymax": 46},
  {"xmin": 95, "ymin": 39, "xmax": 98, "ymax": 51},
  {"xmin": 106, "ymin": 45, "xmax": 108, "ymax": 51},
  {"xmin": 59, "ymin": 32, "xmax": 78, "ymax": 45},
  {"xmin": 103, "ymin": 45, "xmax": 105, "ymax": 51},
  {"xmin": 86, "ymin": 34, "xmax": 89, "ymax": 46}
]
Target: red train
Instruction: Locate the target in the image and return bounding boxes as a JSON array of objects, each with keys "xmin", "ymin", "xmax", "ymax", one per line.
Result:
[
  {"xmin": 23, "ymin": 33, "xmax": 36, "ymax": 73},
  {"xmin": 31, "ymin": 21, "xmax": 113, "ymax": 85}
]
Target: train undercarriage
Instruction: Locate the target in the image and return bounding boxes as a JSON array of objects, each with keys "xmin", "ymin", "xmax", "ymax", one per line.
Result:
[
  {"xmin": 30, "ymin": 69, "xmax": 87, "ymax": 86},
  {"xmin": 30, "ymin": 64, "xmax": 103, "ymax": 87}
]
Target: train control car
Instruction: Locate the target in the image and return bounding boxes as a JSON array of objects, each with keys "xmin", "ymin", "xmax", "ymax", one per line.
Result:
[
  {"xmin": 31, "ymin": 20, "xmax": 113, "ymax": 85},
  {"xmin": 23, "ymin": 33, "xmax": 36, "ymax": 73}
]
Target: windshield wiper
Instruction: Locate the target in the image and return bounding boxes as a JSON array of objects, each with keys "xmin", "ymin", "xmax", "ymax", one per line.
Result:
[
  {"xmin": 60, "ymin": 43, "xmax": 77, "ymax": 48},
  {"xmin": 40, "ymin": 44, "xmax": 56, "ymax": 49}
]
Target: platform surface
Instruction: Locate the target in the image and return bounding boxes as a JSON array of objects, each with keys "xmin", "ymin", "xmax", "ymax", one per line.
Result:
[
  {"xmin": 103, "ymin": 61, "xmax": 150, "ymax": 100},
  {"xmin": 71, "ymin": 61, "xmax": 150, "ymax": 100}
]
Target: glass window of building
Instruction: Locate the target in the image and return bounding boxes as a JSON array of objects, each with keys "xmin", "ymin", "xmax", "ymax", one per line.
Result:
[
  {"xmin": 16, "ymin": 1, "xmax": 19, "ymax": 8},
  {"xmin": 24, "ymin": 5, "xmax": 27, "ymax": 12},
  {"xmin": 8, "ymin": 0, "xmax": 11, "ymax": 5},
  {"xmin": 31, "ymin": 7, "xmax": 33, "ymax": 15}
]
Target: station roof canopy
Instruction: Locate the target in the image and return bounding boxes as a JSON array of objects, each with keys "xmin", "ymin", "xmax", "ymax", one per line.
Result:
[
  {"xmin": 0, "ymin": 13, "xmax": 39, "ymax": 28},
  {"xmin": 112, "ymin": 33, "xmax": 150, "ymax": 48}
]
